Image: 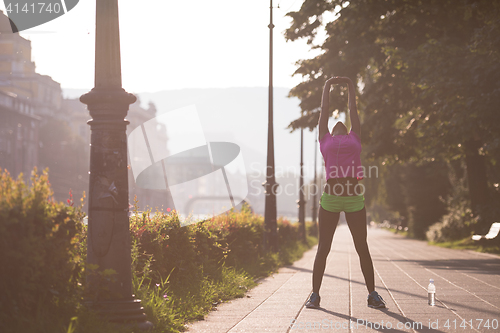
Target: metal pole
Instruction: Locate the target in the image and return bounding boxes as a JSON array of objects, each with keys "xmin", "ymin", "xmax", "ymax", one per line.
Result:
[
  {"xmin": 263, "ymin": 0, "xmax": 279, "ymax": 252},
  {"xmin": 80, "ymin": 0, "xmax": 151, "ymax": 328},
  {"xmin": 298, "ymin": 127, "xmax": 307, "ymax": 243},
  {"xmin": 312, "ymin": 127, "xmax": 318, "ymax": 224}
]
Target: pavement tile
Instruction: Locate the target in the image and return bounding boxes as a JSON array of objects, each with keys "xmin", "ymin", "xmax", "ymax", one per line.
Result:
[{"xmin": 187, "ymin": 225, "xmax": 500, "ymax": 333}]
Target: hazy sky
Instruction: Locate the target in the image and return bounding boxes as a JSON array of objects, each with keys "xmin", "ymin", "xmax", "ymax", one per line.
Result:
[
  {"xmin": 2, "ymin": 0, "xmax": 326, "ymax": 93},
  {"xmin": 2, "ymin": 1, "xmax": 343, "ymax": 189}
]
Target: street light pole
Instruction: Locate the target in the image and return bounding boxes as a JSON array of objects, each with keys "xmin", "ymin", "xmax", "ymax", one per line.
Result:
[
  {"xmin": 298, "ymin": 127, "xmax": 306, "ymax": 243},
  {"xmin": 263, "ymin": 0, "xmax": 279, "ymax": 252},
  {"xmin": 80, "ymin": 0, "xmax": 151, "ymax": 328},
  {"xmin": 312, "ymin": 127, "xmax": 318, "ymax": 224}
]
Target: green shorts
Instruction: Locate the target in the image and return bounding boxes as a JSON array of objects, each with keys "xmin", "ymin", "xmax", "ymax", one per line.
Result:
[{"xmin": 320, "ymin": 192, "xmax": 365, "ymax": 213}]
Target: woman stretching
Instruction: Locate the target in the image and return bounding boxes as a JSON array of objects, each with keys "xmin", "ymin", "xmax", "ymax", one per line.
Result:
[{"xmin": 305, "ymin": 76, "xmax": 386, "ymax": 309}]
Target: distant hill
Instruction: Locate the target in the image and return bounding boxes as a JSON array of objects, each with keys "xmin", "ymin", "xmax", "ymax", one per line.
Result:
[
  {"xmin": 64, "ymin": 87, "xmax": 320, "ymax": 180},
  {"xmin": 140, "ymin": 87, "xmax": 319, "ymax": 178},
  {"xmin": 63, "ymin": 87, "xmax": 321, "ymax": 218}
]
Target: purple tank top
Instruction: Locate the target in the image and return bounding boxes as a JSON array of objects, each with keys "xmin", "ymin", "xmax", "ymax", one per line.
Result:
[{"xmin": 319, "ymin": 131, "xmax": 364, "ymax": 180}]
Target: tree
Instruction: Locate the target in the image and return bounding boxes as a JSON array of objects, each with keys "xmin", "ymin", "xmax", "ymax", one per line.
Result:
[
  {"xmin": 285, "ymin": 0, "xmax": 500, "ymax": 233},
  {"xmin": 39, "ymin": 118, "xmax": 89, "ymax": 204}
]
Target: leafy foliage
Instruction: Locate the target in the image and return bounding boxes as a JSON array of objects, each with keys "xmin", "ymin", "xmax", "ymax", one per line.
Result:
[
  {"xmin": 285, "ymin": 0, "xmax": 500, "ymax": 237},
  {"xmin": 0, "ymin": 168, "xmax": 85, "ymax": 333},
  {"xmin": 129, "ymin": 201, "xmax": 315, "ymax": 290},
  {"xmin": 0, "ymin": 168, "xmax": 317, "ymax": 332},
  {"xmin": 39, "ymin": 118, "xmax": 89, "ymax": 206},
  {"xmin": 105, "ymin": 202, "xmax": 316, "ymax": 332}
]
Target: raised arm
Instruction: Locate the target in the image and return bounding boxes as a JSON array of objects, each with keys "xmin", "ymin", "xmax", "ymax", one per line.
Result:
[
  {"xmin": 344, "ymin": 77, "xmax": 361, "ymax": 136},
  {"xmin": 318, "ymin": 77, "xmax": 342, "ymax": 141}
]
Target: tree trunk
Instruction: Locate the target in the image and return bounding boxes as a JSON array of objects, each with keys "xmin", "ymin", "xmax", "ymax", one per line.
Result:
[{"xmin": 464, "ymin": 139, "xmax": 489, "ymax": 226}]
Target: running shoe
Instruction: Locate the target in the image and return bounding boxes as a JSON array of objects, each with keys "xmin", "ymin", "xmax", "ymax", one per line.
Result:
[
  {"xmin": 305, "ymin": 292, "xmax": 321, "ymax": 309},
  {"xmin": 367, "ymin": 291, "xmax": 386, "ymax": 308}
]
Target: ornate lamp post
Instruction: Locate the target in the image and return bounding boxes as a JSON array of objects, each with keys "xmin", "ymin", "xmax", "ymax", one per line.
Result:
[
  {"xmin": 80, "ymin": 0, "xmax": 151, "ymax": 328},
  {"xmin": 297, "ymin": 127, "xmax": 306, "ymax": 243},
  {"xmin": 263, "ymin": 0, "xmax": 279, "ymax": 252}
]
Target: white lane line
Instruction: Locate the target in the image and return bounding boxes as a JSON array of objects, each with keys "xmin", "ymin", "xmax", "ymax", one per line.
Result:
[
  {"xmin": 373, "ymin": 265, "xmax": 416, "ymax": 333},
  {"xmin": 286, "ymin": 249, "xmax": 319, "ymax": 333},
  {"xmin": 459, "ymin": 271, "xmax": 500, "ymax": 291},
  {"xmin": 421, "ymin": 266, "xmax": 500, "ymax": 311},
  {"xmin": 348, "ymin": 244, "xmax": 353, "ymax": 333},
  {"xmin": 379, "ymin": 238, "xmax": 500, "ymax": 310},
  {"xmin": 231, "ymin": 272, "xmax": 297, "ymax": 333},
  {"xmin": 372, "ymin": 242, "xmax": 480, "ymax": 333},
  {"xmin": 394, "ymin": 239, "xmax": 500, "ymax": 291},
  {"xmin": 288, "ymin": 224, "xmax": 350, "ymax": 333}
]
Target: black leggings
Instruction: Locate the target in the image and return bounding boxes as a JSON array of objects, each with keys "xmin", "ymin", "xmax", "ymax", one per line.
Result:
[{"xmin": 312, "ymin": 206, "xmax": 375, "ymax": 294}]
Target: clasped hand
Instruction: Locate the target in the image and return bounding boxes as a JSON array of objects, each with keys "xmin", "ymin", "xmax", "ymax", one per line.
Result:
[{"xmin": 325, "ymin": 76, "xmax": 352, "ymax": 85}]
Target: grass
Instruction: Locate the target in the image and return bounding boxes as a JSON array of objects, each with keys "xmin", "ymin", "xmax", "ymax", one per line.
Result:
[
  {"xmin": 382, "ymin": 226, "xmax": 409, "ymax": 237},
  {"xmin": 120, "ymin": 265, "xmax": 258, "ymax": 333},
  {"xmin": 70, "ymin": 216, "xmax": 318, "ymax": 333},
  {"xmin": 428, "ymin": 237, "xmax": 500, "ymax": 255},
  {"xmin": 2, "ymin": 170, "xmax": 319, "ymax": 333},
  {"xmin": 382, "ymin": 226, "xmax": 500, "ymax": 255}
]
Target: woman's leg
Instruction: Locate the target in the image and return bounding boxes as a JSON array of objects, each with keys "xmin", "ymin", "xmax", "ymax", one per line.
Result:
[
  {"xmin": 312, "ymin": 206, "xmax": 340, "ymax": 294},
  {"xmin": 345, "ymin": 207, "xmax": 375, "ymax": 293}
]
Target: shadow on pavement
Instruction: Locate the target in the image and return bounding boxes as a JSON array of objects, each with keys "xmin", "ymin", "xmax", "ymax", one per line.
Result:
[
  {"xmin": 285, "ymin": 265, "xmax": 500, "ymax": 317},
  {"xmin": 305, "ymin": 306, "xmax": 447, "ymax": 333}
]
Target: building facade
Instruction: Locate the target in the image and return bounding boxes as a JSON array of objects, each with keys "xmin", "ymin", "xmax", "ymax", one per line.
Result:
[
  {"xmin": 0, "ymin": 10, "xmax": 62, "ymax": 123},
  {"xmin": 0, "ymin": 10, "xmax": 44, "ymax": 178},
  {"xmin": 0, "ymin": 90, "xmax": 39, "ymax": 177},
  {"xmin": 0, "ymin": 10, "xmax": 174, "ymax": 212}
]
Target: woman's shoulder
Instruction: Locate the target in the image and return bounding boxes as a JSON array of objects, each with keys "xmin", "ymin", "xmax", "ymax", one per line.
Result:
[
  {"xmin": 319, "ymin": 132, "xmax": 332, "ymax": 144},
  {"xmin": 348, "ymin": 131, "xmax": 361, "ymax": 142}
]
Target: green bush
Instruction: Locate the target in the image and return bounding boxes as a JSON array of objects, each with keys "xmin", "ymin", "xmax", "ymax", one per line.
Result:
[
  {"xmin": 426, "ymin": 206, "xmax": 476, "ymax": 243},
  {"xmin": 127, "ymin": 203, "xmax": 317, "ymax": 330},
  {"xmin": 0, "ymin": 168, "xmax": 85, "ymax": 333},
  {"xmin": 129, "ymin": 202, "xmax": 314, "ymax": 289},
  {"xmin": 0, "ymin": 168, "xmax": 317, "ymax": 333},
  {"xmin": 426, "ymin": 168, "xmax": 477, "ymax": 243}
]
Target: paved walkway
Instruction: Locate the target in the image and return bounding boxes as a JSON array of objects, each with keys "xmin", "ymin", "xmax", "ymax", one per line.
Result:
[{"xmin": 187, "ymin": 223, "xmax": 500, "ymax": 332}]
